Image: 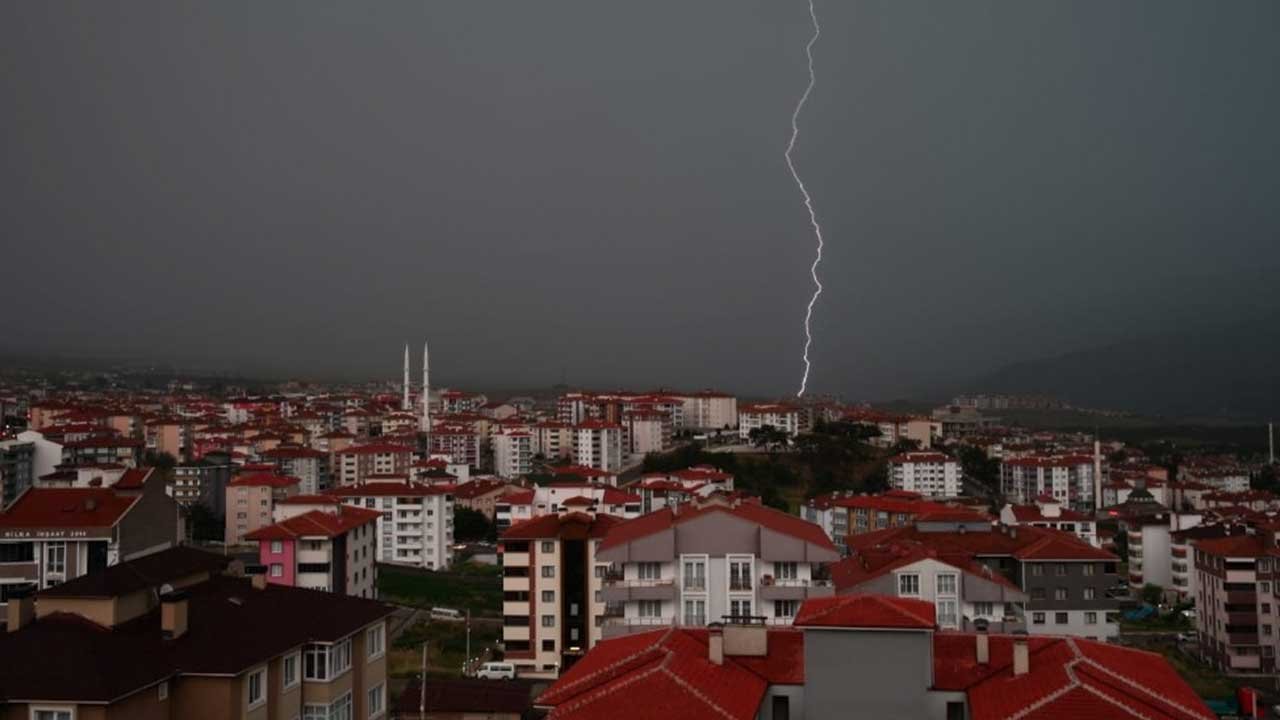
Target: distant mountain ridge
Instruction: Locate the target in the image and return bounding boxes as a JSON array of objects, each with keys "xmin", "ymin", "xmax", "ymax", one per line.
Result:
[{"xmin": 967, "ymin": 318, "xmax": 1280, "ymax": 420}]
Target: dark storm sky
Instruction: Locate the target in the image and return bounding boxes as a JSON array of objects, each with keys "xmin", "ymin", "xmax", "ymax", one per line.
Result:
[{"xmin": 3, "ymin": 1, "xmax": 1278, "ymax": 398}]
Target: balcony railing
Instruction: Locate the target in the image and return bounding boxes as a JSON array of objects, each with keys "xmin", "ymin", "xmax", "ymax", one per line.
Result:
[
  {"xmin": 761, "ymin": 577, "xmax": 832, "ymax": 588},
  {"xmin": 607, "ymin": 578, "xmax": 675, "ymax": 588},
  {"xmin": 604, "ymin": 616, "xmax": 674, "ymax": 628}
]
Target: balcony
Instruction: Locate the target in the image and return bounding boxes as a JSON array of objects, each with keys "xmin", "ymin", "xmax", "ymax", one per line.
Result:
[
  {"xmin": 601, "ymin": 616, "xmax": 675, "ymax": 638},
  {"xmin": 601, "ymin": 579, "xmax": 677, "ymax": 603},
  {"xmin": 758, "ymin": 577, "xmax": 835, "ymax": 601}
]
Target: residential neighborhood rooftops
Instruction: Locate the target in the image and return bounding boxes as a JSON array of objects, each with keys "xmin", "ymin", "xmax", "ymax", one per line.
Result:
[
  {"xmin": 793, "ymin": 594, "xmax": 937, "ymax": 629},
  {"xmin": 598, "ymin": 499, "xmax": 836, "ymax": 553},
  {"xmin": 37, "ymin": 546, "xmax": 230, "ymax": 599},
  {"xmin": 245, "ymin": 507, "xmax": 382, "ymax": 541}
]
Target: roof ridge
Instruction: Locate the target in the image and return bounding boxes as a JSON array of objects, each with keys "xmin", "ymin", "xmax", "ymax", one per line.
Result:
[
  {"xmin": 540, "ymin": 628, "xmax": 674, "ymax": 704},
  {"xmin": 1072, "ymin": 641, "xmax": 1214, "ymax": 720},
  {"xmin": 658, "ymin": 657, "xmax": 742, "ymax": 720}
]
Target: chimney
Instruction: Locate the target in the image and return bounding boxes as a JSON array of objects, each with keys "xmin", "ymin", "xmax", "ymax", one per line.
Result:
[
  {"xmin": 252, "ymin": 574, "xmax": 268, "ymax": 590},
  {"xmin": 708, "ymin": 622, "xmax": 724, "ymax": 665},
  {"xmin": 160, "ymin": 590, "xmax": 189, "ymax": 640},
  {"xmin": 974, "ymin": 618, "xmax": 989, "ymax": 665},
  {"xmin": 1012, "ymin": 630, "xmax": 1029, "ymax": 676},
  {"xmin": 6, "ymin": 586, "xmax": 34, "ymax": 632}
]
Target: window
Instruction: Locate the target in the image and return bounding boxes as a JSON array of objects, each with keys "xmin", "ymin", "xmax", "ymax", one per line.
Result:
[
  {"xmin": 898, "ymin": 573, "xmax": 920, "ymax": 596},
  {"xmin": 541, "ymin": 590, "xmax": 555, "ymax": 603},
  {"xmin": 1054, "ymin": 587, "xmax": 1068, "ymax": 601},
  {"xmin": 367, "ymin": 624, "xmax": 385, "ymax": 659},
  {"xmin": 541, "ymin": 566, "xmax": 555, "ymax": 578},
  {"xmin": 45, "ymin": 542, "xmax": 66, "ymax": 575},
  {"xmin": 637, "ymin": 562, "xmax": 661, "ymax": 580},
  {"xmin": 1032, "ymin": 612, "xmax": 1046, "ymax": 625},
  {"xmin": 1265, "ymin": 582, "xmax": 1273, "ymax": 593},
  {"xmin": 328, "ymin": 692, "xmax": 353, "ymax": 720},
  {"xmin": 1055, "ymin": 612, "xmax": 1069, "ymax": 624},
  {"xmin": 542, "ymin": 614, "xmax": 555, "ymax": 627},
  {"xmin": 1265, "ymin": 625, "xmax": 1273, "ymax": 636},
  {"xmin": 1055, "ymin": 563, "xmax": 1068, "ymax": 576},
  {"xmin": 775, "ymin": 562, "xmax": 798, "ymax": 580},
  {"xmin": 284, "ymin": 652, "xmax": 300, "ymax": 689},
  {"xmin": 1085, "ymin": 612, "xmax": 1098, "ymax": 625},
  {"xmin": 1082, "ymin": 564, "xmax": 1095, "ymax": 576},
  {"xmin": 272, "ymin": 540, "xmax": 283, "ymax": 554},
  {"xmin": 729, "ymin": 558, "xmax": 752, "ymax": 591},
  {"xmin": 730, "ymin": 599, "xmax": 752, "ymax": 618},
  {"xmin": 32, "ymin": 711, "xmax": 72, "ymax": 720},
  {"xmin": 541, "ymin": 541, "xmax": 554, "ymax": 553},
  {"xmin": 638, "ymin": 600, "xmax": 662, "ymax": 618},
  {"xmin": 1266, "ymin": 603, "xmax": 1273, "ymax": 614},
  {"xmin": 0, "ymin": 542, "xmax": 34, "ymax": 563},
  {"xmin": 774, "ymin": 600, "xmax": 799, "ymax": 618},
  {"xmin": 271, "ymin": 564, "xmax": 283, "ymax": 578},
  {"xmin": 974, "ymin": 601, "xmax": 994, "ymax": 617},
  {"xmin": 247, "ymin": 666, "xmax": 266, "ymax": 708},
  {"xmin": 1083, "ymin": 588, "xmax": 1095, "ymax": 600},
  {"xmin": 684, "ymin": 599, "xmax": 707, "ymax": 626},
  {"xmin": 936, "ymin": 573, "xmax": 958, "ymax": 595},
  {"xmin": 936, "ymin": 599, "xmax": 959, "ymax": 628},
  {"xmin": 1030, "ymin": 564, "xmax": 1043, "ymax": 576},
  {"xmin": 368, "ymin": 682, "xmax": 385, "ymax": 718},
  {"xmin": 158, "ymin": 680, "xmax": 169, "ymax": 700}
]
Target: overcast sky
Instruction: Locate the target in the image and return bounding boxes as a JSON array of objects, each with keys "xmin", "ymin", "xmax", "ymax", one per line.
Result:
[{"xmin": 3, "ymin": 1, "xmax": 1278, "ymax": 399}]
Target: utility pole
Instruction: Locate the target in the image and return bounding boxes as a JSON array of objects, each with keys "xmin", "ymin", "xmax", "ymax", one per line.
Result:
[
  {"xmin": 465, "ymin": 609, "xmax": 471, "ymax": 676},
  {"xmin": 419, "ymin": 641, "xmax": 427, "ymax": 718}
]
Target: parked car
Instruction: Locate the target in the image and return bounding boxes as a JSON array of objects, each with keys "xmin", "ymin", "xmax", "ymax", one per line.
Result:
[
  {"xmin": 475, "ymin": 662, "xmax": 516, "ymax": 680},
  {"xmin": 1177, "ymin": 632, "xmax": 1196, "ymax": 643},
  {"xmin": 430, "ymin": 606, "xmax": 463, "ymax": 622}
]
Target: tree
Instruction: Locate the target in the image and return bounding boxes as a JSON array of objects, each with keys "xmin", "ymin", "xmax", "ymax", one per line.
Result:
[
  {"xmin": 187, "ymin": 503, "xmax": 223, "ymax": 543},
  {"xmin": 958, "ymin": 446, "xmax": 999, "ymax": 493},
  {"xmin": 748, "ymin": 426, "xmax": 790, "ymax": 452},
  {"xmin": 453, "ymin": 507, "xmax": 493, "ymax": 543},
  {"xmin": 145, "ymin": 451, "xmax": 177, "ymax": 469},
  {"xmin": 1141, "ymin": 583, "xmax": 1164, "ymax": 607}
]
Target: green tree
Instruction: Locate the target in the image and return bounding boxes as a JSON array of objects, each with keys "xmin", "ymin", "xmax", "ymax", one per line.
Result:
[
  {"xmin": 1141, "ymin": 583, "xmax": 1164, "ymax": 607},
  {"xmin": 453, "ymin": 507, "xmax": 493, "ymax": 542},
  {"xmin": 187, "ymin": 503, "xmax": 223, "ymax": 543},
  {"xmin": 958, "ymin": 446, "xmax": 999, "ymax": 493}
]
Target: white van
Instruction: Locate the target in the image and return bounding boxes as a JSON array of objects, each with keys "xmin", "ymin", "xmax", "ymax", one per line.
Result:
[
  {"xmin": 430, "ymin": 607, "xmax": 463, "ymax": 622},
  {"xmin": 475, "ymin": 662, "xmax": 516, "ymax": 680}
]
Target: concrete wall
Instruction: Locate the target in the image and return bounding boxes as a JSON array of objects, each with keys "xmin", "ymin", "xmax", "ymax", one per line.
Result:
[
  {"xmin": 118, "ymin": 473, "xmax": 179, "ymax": 560},
  {"xmin": 803, "ymin": 629, "xmax": 934, "ymax": 720}
]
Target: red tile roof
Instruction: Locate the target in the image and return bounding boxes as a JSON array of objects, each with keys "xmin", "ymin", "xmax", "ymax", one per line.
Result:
[
  {"xmin": 0, "ymin": 488, "xmax": 139, "ymax": 529},
  {"xmin": 501, "ymin": 512, "xmax": 624, "ymax": 540},
  {"xmin": 793, "ymin": 594, "xmax": 937, "ymax": 629},
  {"xmin": 538, "ymin": 627, "xmax": 793, "ymax": 720},
  {"xmin": 1194, "ymin": 534, "xmax": 1272, "ymax": 559},
  {"xmin": 599, "ymin": 502, "xmax": 836, "ymax": 553},
  {"xmin": 277, "ymin": 494, "xmax": 342, "ymax": 505},
  {"xmin": 245, "ymin": 507, "xmax": 381, "ymax": 541},
  {"xmin": 112, "ymin": 467, "xmax": 152, "ymax": 490},
  {"xmin": 337, "ymin": 442, "xmax": 414, "ymax": 455}
]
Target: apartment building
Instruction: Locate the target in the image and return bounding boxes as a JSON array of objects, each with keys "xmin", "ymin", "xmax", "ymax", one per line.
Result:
[
  {"xmin": 494, "ymin": 431, "xmax": 533, "ymax": 479},
  {"xmin": 453, "ymin": 478, "xmax": 514, "ymax": 520},
  {"xmin": 572, "ymin": 421, "xmax": 623, "ymax": 472},
  {"xmin": 1001, "ymin": 454, "xmax": 1099, "ymax": 510},
  {"xmin": 737, "ymin": 403, "xmax": 802, "ymax": 441},
  {"xmin": 537, "ymin": 594, "xmax": 1213, "ymax": 720},
  {"xmin": 888, "ymin": 452, "xmax": 961, "ymax": 498},
  {"xmin": 830, "ymin": 545, "xmax": 1029, "ymax": 633},
  {"xmin": 173, "ymin": 458, "xmax": 232, "ymax": 516},
  {"xmin": 0, "ymin": 548, "xmax": 391, "ymax": 720},
  {"xmin": 224, "ymin": 472, "xmax": 300, "ymax": 545},
  {"xmin": 532, "ymin": 421, "xmax": 574, "ymax": 461},
  {"xmin": 846, "ymin": 519, "xmax": 1122, "ymax": 640},
  {"xmin": 328, "ymin": 482, "xmax": 455, "ymax": 570},
  {"xmin": 1116, "ymin": 504, "xmax": 1204, "ymax": 598},
  {"xmin": 0, "ymin": 469, "xmax": 180, "ymax": 604},
  {"xmin": 500, "ymin": 510, "xmax": 624, "ymax": 678},
  {"xmin": 844, "ymin": 409, "xmax": 938, "ymax": 449},
  {"xmin": 430, "ymin": 426, "xmax": 482, "ymax": 468},
  {"xmin": 60, "ymin": 434, "xmax": 144, "ymax": 467},
  {"xmin": 1194, "ymin": 533, "xmax": 1279, "ymax": 674},
  {"xmin": 0, "ymin": 438, "xmax": 34, "ymax": 508},
  {"xmin": 621, "ymin": 410, "xmax": 668, "ymax": 458},
  {"xmin": 261, "ymin": 445, "xmax": 330, "ymax": 494},
  {"xmin": 677, "ymin": 390, "xmax": 738, "ymax": 431},
  {"xmin": 633, "ymin": 466, "xmax": 734, "ymax": 513},
  {"xmin": 999, "ymin": 495, "xmax": 1099, "ymax": 546},
  {"xmin": 248, "ymin": 505, "xmax": 381, "ymax": 598},
  {"xmin": 801, "ymin": 490, "xmax": 953, "ymax": 550},
  {"xmin": 494, "ymin": 484, "xmax": 642, "ymax": 532},
  {"xmin": 597, "ymin": 496, "xmax": 839, "ymax": 636},
  {"xmin": 337, "ymin": 442, "xmax": 414, "ymax": 485}
]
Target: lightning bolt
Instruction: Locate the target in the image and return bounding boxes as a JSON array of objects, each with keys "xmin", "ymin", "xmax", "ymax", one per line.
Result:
[{"xmin": 786, "ymin": 0, "xmax": 824, "ymax": 398}]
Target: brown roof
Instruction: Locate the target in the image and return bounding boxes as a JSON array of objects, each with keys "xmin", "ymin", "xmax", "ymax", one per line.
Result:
[{"xmin": 38, "ymin": 546, "xmax": 230, "ymax": 599}]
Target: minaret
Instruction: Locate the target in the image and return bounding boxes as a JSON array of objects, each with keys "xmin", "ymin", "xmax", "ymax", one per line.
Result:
[
  {"xmin": 402, "ymin": 344, "xmax": 411, "ymax": 411},
  {"xmin": 421, "ymin": 341, "xmax": 431, "ymax": 435}
]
